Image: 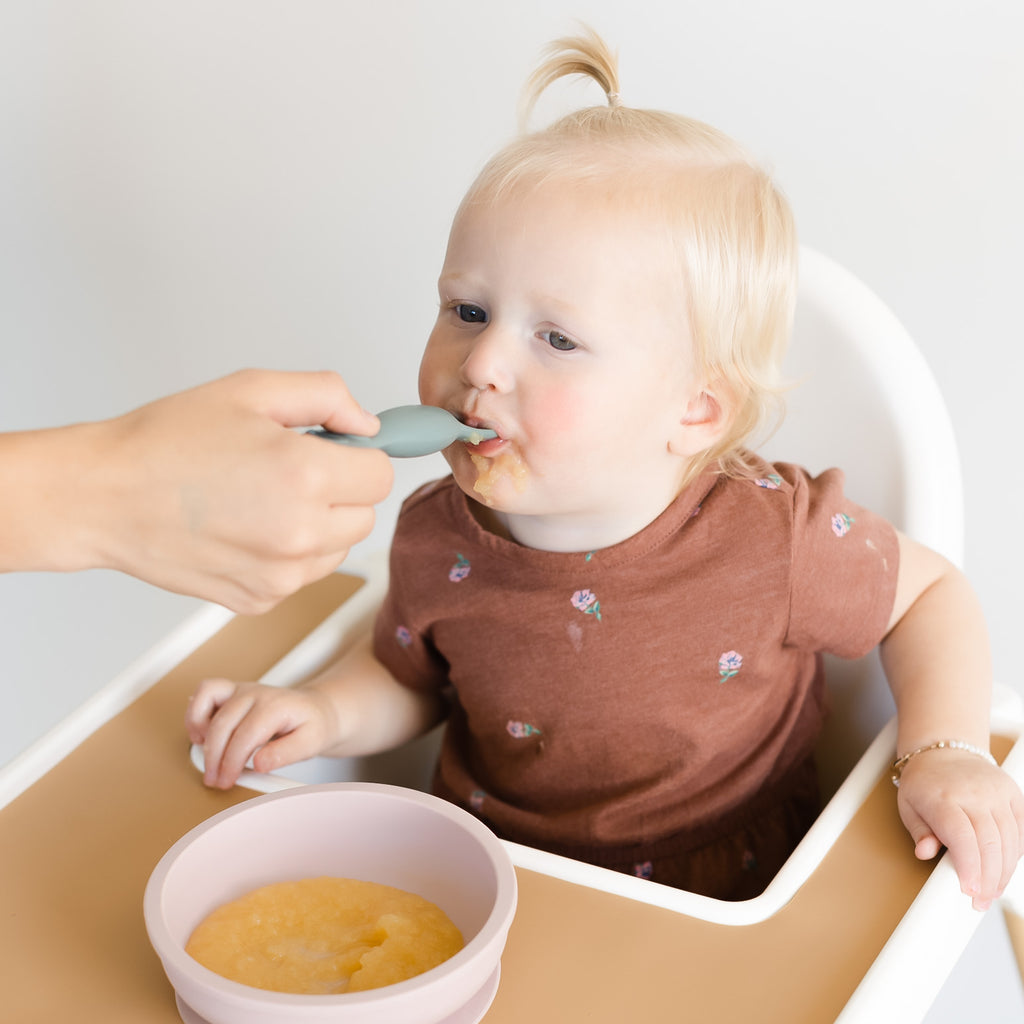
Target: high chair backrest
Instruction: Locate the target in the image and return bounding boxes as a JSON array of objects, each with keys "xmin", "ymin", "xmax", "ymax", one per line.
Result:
[{"xmin": 761, "ymin": 247, "xmax": 965, "ymax": 796}]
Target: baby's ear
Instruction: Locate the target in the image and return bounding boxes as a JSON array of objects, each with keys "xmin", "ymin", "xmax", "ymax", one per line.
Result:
[{"xmin": 668, "ymin": 386, "xmax": 732, "ymax": 457}]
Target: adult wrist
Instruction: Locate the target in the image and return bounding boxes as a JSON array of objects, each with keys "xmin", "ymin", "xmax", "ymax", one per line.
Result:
[
  {"xmin": 58, "ymin": 418, "xmax": 134, "ymax": 573},
  {"xmin": 0, "ymin": 423, "xmax": 111, "ymax": 573}
]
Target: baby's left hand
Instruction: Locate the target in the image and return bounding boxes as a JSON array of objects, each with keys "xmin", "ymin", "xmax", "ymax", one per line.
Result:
[{"xmin": 896, "ymin": 750, "xmax": 1024, "ymax": 910}]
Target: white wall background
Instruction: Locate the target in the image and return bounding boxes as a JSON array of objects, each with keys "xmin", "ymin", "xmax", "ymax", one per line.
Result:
[{"xmin": 1, "ymin": 2, "xmax": 1022, "ymax": 1018}]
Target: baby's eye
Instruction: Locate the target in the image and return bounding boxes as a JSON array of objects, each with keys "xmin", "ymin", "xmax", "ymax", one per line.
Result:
[
  {"xmin": 543, "ymin": 330, "xmax": 577, "ymax": 352},
  {"xmin": 455, "ymin": 303, "xmax": 488, "ymax": 324}
]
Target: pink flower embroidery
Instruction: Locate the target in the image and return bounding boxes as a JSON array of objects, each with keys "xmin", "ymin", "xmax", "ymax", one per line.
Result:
[
  {"xmin": 755, "ymin": 474, "xmax": 782, "ymax": 490},
  {"xmin": 395, "ymin": 625, "xmax": 413, "ymax": 647},
  {"xmin": 507, "ymin": 720, "xmax": 542, "ymax": 739},
  {"xmin": 718, "ymin": 650, "xmax": 743, "ymax": 682},
  {"xmin": 831, "ymin": 512, "xmax": 854, "ymax": 537},
  {"xmin": 571, "ymin": 589, "xmax": 602, "ymax": 621},
  {"xmin": 448, "ymin": 553, "xmax": 471, "ymax": 582},
  {"xmin": 469, "ymin": 790, "xmax": 486, "ymax": 812}
]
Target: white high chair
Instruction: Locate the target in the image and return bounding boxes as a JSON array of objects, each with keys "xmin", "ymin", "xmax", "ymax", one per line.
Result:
[
  {"xmin": 174, "ymin": 245, "xmax": 1024, "ymax": 1019},
  {"xmin": 3, "ymin": 247, "xmax": 1022, "ymax": 1022}
]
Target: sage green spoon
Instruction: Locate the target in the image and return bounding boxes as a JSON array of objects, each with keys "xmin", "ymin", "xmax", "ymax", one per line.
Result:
[{"xmin": 307, "ymin": 405, "xmax": 498, "ymax": 458}]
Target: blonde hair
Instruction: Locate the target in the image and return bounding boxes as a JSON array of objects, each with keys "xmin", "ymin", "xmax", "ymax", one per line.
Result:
[{"xmin": 460, "ymin": 26, "xmax": 798, "ymax": 480}]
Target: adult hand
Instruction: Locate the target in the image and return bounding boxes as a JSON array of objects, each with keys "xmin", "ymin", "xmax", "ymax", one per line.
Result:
[{"xmin": 1, "ymin": 369, "xmax": 393, "ymax": 612}]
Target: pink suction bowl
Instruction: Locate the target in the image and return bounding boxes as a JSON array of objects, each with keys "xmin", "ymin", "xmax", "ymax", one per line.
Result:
[{"xmin": 144, "ymin": 783, "xmax": 518, "ymax": 1024}]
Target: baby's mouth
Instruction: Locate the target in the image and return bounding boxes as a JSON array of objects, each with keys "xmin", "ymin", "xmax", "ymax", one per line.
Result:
[
  {"xmin": 468, "ymin": 435, "xmax": 506, "ymax": 458},
  {"xmin": 458, "ymin": 414, "xmax": 504, "ymax": 452}
]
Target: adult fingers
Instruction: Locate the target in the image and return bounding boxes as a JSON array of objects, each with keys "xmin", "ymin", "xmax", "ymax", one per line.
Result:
[
  {"xmin": 313, "ymin": 441, "xmax": 394, "ymax": 507},
  {"xmin": 244, "ymin": 369, "xmax": 382, "ymax": 435}
]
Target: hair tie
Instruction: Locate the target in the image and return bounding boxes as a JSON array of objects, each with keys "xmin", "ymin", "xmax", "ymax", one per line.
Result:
[{"xmin": 607, "ymin": 91, "xmax": 622, "ymax": 108}]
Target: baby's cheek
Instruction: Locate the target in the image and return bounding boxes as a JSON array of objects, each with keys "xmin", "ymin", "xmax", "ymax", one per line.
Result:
[
  {"xmin": 527, "ymin": 388, "xmax": 586, "ymax": 439},
  {"xmin": 416, "ymin": 334, "xmax": 453, "ymax": 405},
  {"xmin": 416, "ymin": 364, "xmax": 444, "ymax": 407}
]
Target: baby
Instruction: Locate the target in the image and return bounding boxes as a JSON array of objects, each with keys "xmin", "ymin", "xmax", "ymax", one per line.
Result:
[{"xmin": 187, "ymin": 28, "xmax": 1023, "ymax": 906}]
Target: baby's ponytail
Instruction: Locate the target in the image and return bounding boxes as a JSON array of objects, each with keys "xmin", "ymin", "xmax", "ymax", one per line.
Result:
[{"xmin": 519, "ymin": 25, "xmax": 622, "ymax": 129}]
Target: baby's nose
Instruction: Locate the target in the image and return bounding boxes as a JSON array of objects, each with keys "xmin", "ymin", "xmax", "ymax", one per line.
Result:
[{"xmin": 460, "ymin": 327, "xmax": 516, "ymax": 394}]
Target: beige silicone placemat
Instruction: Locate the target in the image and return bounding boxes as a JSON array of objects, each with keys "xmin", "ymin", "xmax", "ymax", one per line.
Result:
[{"xmin": 1, "ymin": 572, "xmax": 979, "ymax": 1023}]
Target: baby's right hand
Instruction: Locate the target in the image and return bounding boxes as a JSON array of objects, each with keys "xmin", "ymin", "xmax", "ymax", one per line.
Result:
[{"xmin": 185, "ymin": 679, "xmax": 339, "ymax": 789}]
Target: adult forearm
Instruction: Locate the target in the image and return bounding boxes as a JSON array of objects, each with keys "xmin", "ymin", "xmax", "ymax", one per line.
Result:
[{"xmin": 0, "ymin": 424, "xmax": 110, "ymax": 573}]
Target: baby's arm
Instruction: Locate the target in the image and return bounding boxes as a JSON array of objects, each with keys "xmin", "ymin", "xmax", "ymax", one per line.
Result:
[
  {"xmin": 882, "ymin": 531, "xmax": 1024, "ymax": 910},
  {"xmin": 185, "ymin": 633, "xmax": 442, "ymax": 790}
]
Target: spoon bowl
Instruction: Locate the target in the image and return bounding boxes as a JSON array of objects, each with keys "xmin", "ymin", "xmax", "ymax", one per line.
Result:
[{"xmin": 308, "ymin": 406, "xmax": 497, "ymax": 458}]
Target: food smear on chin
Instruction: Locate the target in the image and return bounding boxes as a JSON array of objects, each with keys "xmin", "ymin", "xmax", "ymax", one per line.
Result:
[{"xmin": 470, "ymin": 450, "xmax": 527, "ymax": 506}]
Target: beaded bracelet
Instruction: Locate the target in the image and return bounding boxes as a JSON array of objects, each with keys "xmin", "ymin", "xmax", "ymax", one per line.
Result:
[{"xmin": 890, "ymin": 739, "xmax": 997, "ymax": 787}]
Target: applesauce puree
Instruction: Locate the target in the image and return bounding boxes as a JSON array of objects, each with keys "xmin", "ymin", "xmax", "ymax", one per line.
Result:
[
  {"xmin": 470, "ymin": 449, "xmax": 527, "ymax": 505},
  {"xmin": 185, "ymin": 876, "xmax": 463, "ymax": 995}
]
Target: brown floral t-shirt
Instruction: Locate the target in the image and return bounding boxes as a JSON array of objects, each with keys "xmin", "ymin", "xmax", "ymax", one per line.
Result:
[{"xmin": 373, "ymin": 456, "xmax": 899, "ymax": 852}]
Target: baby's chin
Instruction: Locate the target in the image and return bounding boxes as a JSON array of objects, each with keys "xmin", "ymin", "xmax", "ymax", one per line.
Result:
[
  {"xmin": 470, "ymin": 448, "xmax": 529, "ymax": 506},
  {"xmin": 443, "ymin": 445, "xmax": 530, "ymax": 510}
]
